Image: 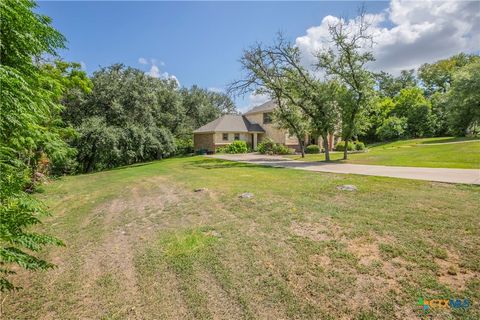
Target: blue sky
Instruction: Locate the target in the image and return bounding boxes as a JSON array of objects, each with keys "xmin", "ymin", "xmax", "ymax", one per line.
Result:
[
  {"xmin": 37, "ymin": 1, "xmax": 479, "ymax": 110},
  {"xmin": 37, "ymin": 1, "xmax": 388, "ymax": 109}
]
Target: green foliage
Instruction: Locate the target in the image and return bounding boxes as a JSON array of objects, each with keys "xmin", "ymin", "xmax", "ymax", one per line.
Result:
[
  {"xmin": 376, "ymin": 117, "xmax": 407, "ymax": 141},
  {"xmin": 334, "ymin": 141, "xmax": 354, "ymax": 152},
  {"xmin": 305, "ymin": 145, "xmax": 320, "ymax": 154},
  {"xmin": 272, "ymin": 99, "xmax": 310, "ymax": 152},
  {"xmin": 231, "ymin": 35, "xmax": 337, "ymax": 160},
  {"xmin": 362, "ymin": 97, "xmax": 395, "ymax": 142},
  {"xmin": 64, "ymin": 65, "xmax": 178, "ymax": 172},
  {"xmin": 355, "ymin": 141, "xmax": 365, "ymax": 151},
  {"xmin": 256, "ymin": 138, "xmax": 292, "ymax": 155},
  {"xmin": 63, "ymin": 65, "xmax": 235, "ymax": 171},
  {"xmin": 0, "ymin": 155, "xmax": 65, "ymax": 292},
  {"xmin": 418, "ymin": 53, "xmax": 479, "ymax": 96},
  {"xmin": 272, "ymin": 144, "xmax": 293, "ymax": 155},
  {"xmin": 178, "ymin": 86, "xmax": 236, "ymax": 139},
  {"xmin": 316, "ymin": 12, "xmax": 376, "ymax": 158},
  {"xmin": 446, "ymin": 61, "xmax": 480, "ymax": 136},
  {"xmin": 256, "ymin": 138, "xmax": 276, "ymax": 154},
  {"xmin": 215, "ymin": 146, "xmax": 227, "ymax": 154},
  {"xmin": 175, "ymin": 138, "xmax": 194, "ymax": 155},
  {"xmin": 0, "ymin": 0, "xmax": 67, "ymax": 291},
  {"xmin": 223, "ymin": 140, "xmax": 248, "ymax": 154},
  {"xmin": 376, "ymin": 70, "xmax": 417, "ymax": 98},
  {"xmin": 392, "ymin": 88, "xmax": 435, "ymax": 138}
]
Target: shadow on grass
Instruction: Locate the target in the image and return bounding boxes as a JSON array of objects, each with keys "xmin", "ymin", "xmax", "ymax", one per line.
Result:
[
  {"xmin": 77, "ymin": 155, "xmax": 197, "ymax": 175},
  {"xmin": 109, "ymin": 161, "xmax": 156, "ymax": 171},
  {"xmin": 184, "ymin": 158, "xmax": 285, "ymax": 170},
  {"xmin": 420, "ymin": 137, "xmax": 478, "ymax": 144}
]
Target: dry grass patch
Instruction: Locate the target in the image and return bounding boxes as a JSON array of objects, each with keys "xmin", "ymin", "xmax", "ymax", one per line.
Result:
[{"xmin": 2, "ymin": 157, "xmax": 479, "ymax": 319}]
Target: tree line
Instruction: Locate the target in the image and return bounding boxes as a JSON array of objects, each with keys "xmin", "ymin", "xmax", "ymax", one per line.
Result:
[
  {"xmin": 61, "ymin": 64, "xmax": 235, "ymax": 173},
  {"xmin": 229, "ymin": 9, "xmax": 479, "ymax": 159}
]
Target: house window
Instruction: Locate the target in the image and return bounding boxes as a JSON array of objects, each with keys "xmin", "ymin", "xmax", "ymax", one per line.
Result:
[
  {"xmin": 263, "ymin": 112, "xmax": 272, "ymax": 124},
  {"xmin": 222, "ymin": 133, "xmax": 228, "ymax": 141},
  {"xmin": 234, "ymin": 133, "xmax": 240, "ymax": 140}
]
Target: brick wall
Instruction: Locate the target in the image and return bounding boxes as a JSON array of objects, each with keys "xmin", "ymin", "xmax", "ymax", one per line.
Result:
[{"xmin": 194, "ymin": 133, "xmax": 215, "ymax": 152}]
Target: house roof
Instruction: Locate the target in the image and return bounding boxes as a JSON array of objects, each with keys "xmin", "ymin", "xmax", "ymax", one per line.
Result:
[
  {"xmin": 244, "ymin": 100, "xmax": 277, "ymax": 115},
  {"xmin": 193, "ymin": 114, "xmax": 265, "ymax": 133}
]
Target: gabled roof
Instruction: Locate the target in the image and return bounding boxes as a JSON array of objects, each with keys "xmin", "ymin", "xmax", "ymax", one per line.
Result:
[
  {"xmin": 244, "ymin": 100, "xmax": 277, "ymax": 115},
  {"xmin": 193, "ymin": 114, "xmax": 265, "ymax": 133}
]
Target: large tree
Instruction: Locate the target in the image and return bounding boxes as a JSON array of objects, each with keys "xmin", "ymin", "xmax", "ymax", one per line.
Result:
[
  {"xmin": 418, "ymin": 53, "xmax": 479, "ymax": 96},
  {"xmin": 62, "ymin": 64, "xmax": 236, "ymax": 171},
  {"xmin": 376, "ymin": 70, "xmax": 417, "ymax": 98},
  {"xmin": 418, "ymin": 53, "xmax": 480, "ymax": 136},
  {"xmin": 230, "ymin": 36, "xmax": 340, "ymax": 160},
  {"xmin": 446, "ymin": 61, "xmax": 480, "ymax": 135},
  {"xmin": 0, "ymin": 0, "xmax": 78, "ymax": 291},
  {"xmin": 63, "ymin": 64, "xmax": 177, "ymax": 172},
  {"xmin": 392, "ymin": 87, "xmax": 435, "ymax": 138},
  {"xmin": 177, "ymin": 86, "xmax": 236, "ymax": 139},
  {"xmin": 315, "ymin": 9, "xmax": 376, "ymax": 159}
]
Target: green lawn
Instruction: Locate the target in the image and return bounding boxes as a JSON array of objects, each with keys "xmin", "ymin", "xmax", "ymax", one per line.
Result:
[
  {"xmin": 4, "ymin": 156, "xmax": 480, "ymax": 319},
  {"xmin": 287, "ymin": 137, "xmax": 480, "ymax": 169}
]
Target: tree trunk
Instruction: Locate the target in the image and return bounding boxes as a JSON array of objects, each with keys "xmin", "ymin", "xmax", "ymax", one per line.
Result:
[
  {"xmin": 343, "ymin": 139, "xmax": 348, "ymax": 160},
  {"xmin": 323, "ymin": 134, "xmax": 330, "ymax": 161},
  {"xmin": 299, "ymin": 139, "xmax": 305, "ymax": 158}
]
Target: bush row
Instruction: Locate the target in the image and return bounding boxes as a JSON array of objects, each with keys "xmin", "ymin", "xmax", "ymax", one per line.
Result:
[
  {"xmin": 334, "ymin": 141, "xmax": 366, "ymax": 151},
  {"xmin": 216, "ymin": 140, "xmax": 249, "ymax": 154},
  {"xmin": 305, "ymin": 145, "xmax": 320, "ymax": 154},
  {"xmin": 256, "ymin": 138, "xmax": 295, "ymax": 155}
]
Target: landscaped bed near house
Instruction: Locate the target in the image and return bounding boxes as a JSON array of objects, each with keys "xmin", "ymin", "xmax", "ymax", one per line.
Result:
[
  {"xmin": 287, "ymin": 137, "xmax": 480, "ymax": 169},
  {"xmin": 4, "ymin": 156, "xmax": 479, "ymax": 319}
]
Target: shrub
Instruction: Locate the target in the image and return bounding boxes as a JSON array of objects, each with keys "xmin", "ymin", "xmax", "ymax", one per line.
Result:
[
  {"xmin": 215, "ymin": 146, "xmax": 227, "ymax": 153},
  {"xmin": 224, "ymin": 140, "xmax": 248, "ymax": 154},
  {"xmin": 355, "ymin": 141, "xmax": 365, "ymax": 151},
  {"xmin": 376, "ymin": 116, "xmax": 407, "ymax": 141},
  {"xmin": 256, "ymin": 138, "xmax": 293, "ymax": 155},
  {"xmin": 305, "ymin": 145, "xmax": 320, "ymax": 154},
  {"xmin": 175, "ymin": 138, "xmax": 194, "ymax": 155},
  {"xmin": 256, "ymin": 138, "xmax": 276, "ymax": 154},
  {"xmin": 272, "ymin": 144, "xmax": 293, "ymax": 155},
  {"xmin": 334, "ymin": 141, "xmax": 354, "ymax": 151}
]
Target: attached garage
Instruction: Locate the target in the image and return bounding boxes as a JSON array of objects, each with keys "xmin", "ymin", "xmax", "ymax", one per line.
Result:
[{"xmin": 193, "ymin": 114, "xmax": 264, "ymax": 153}]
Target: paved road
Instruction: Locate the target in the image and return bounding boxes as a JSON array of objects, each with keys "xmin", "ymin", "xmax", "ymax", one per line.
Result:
[{"xmin": 208, "ymin": 154, "xmax": 480, "ymax": 185}]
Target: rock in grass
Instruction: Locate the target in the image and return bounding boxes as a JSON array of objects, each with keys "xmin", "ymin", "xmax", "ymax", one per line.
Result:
[
  {"xmin": 204, "ymin": 230, "xmax": 222, "ymax": 238},
  {"xmin": 447, "ymin": 266, "xmax": 458, "ymax": 275},
  {"xmin": 194, "ymin": 188, "xmax": 207, "ymax": 192},
  {"xmin": 336, "ymin": 185, "xmax": 357, "ymax": 191},
  {"xmin": 239, "ymin": 192, "xmax": 254, "ymax": 199}
]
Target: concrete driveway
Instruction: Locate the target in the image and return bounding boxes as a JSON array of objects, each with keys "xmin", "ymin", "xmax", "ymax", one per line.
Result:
[{"xmin": 208, "ymin": 153, "xmax": 480, "ymax": 185}]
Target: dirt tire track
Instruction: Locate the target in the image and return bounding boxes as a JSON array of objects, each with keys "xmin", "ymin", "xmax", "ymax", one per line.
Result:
[{"xmin": 76, "ymin": 177, "xmax": 181, "ymax": 319}]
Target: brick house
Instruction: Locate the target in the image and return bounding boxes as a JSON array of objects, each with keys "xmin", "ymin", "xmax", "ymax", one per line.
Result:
[{"xmin": 193, "ymin": 101, "xmax": 337, "ymax": 153}]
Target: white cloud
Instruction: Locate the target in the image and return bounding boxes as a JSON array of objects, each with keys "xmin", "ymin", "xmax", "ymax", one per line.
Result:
[
  {"xmin": 150, "ymin": 58, "xmax": 165, "ymax": 66},
  {"xmin": 146, "ymin": 64, "xmax": 160, "ymax": 78},
  {"xmin": 80, "ymin": 61, "xmax": 87, "ymax": 71},
  {"xmin": 248, "ymin": 92, "xmax": 270, "ymax": 106},
  {"xmin": 296, "ymin": 0, "xmax": 480, "ymax": 75},
  {"xmin": 208, "ymin": 87, "xmax": 224, "ymax": 93},
  {"xmin": 141, "ymin": 58, "xmax": 179, "ymax": 86},
  {"xmin": 238, "ymin": 92, "xmax": 270, "ymax": 113}
]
